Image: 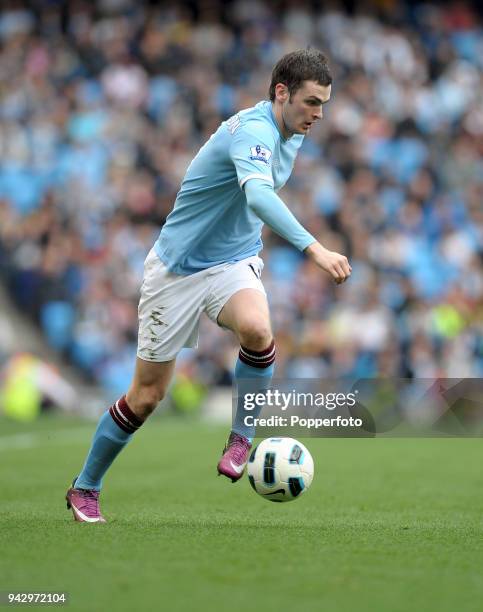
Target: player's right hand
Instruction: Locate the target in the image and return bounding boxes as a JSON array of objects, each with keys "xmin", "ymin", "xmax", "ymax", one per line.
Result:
[{"xmin": 305, "ymin": 242, "xmax": 352, "ymax": 284}]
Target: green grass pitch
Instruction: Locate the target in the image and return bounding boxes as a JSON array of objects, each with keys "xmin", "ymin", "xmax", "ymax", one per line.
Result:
[{"xmin": 1, "ymin": 413, "xmax": 482, "ymax": 612}]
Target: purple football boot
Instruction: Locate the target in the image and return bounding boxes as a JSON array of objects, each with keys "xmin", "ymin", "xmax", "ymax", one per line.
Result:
[
  {"xmin": 217, "ymin": 432, "xmax": 252, "ymax": 482},
  {"xmin": 65, "ymin": 478, "xmax": 106, "ymax": 523}
]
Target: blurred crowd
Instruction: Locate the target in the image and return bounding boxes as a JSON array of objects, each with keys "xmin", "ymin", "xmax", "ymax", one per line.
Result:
[{"xmin": 0, "ymin": 0, "xmax": 481, "ymax": 399}]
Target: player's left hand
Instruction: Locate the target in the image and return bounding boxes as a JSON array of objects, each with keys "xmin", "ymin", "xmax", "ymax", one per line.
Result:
[{"xmin": 304, "ymin": 242, "xmax": 352, "ymax": 284}]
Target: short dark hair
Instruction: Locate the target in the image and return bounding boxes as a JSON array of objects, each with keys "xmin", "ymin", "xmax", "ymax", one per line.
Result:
[{"xmin": 269, "ymin": 49, "xmax": 332, "ymax": 101}]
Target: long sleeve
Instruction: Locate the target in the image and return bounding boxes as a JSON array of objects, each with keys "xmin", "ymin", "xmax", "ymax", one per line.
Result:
[{"xmin": 244, "ymin": 178, "xmax": 316, "ymax": 252}]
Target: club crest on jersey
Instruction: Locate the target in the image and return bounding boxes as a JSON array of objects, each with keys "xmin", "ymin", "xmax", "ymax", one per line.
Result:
[{"xmin": 249, "ymin": 145, "xmax": 272, "ymax": 164}]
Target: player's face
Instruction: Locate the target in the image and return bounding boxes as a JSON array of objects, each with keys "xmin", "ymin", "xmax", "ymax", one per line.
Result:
[{"xmin": 280, "ymin": 80, "xmax": 331, "ymax": 136}]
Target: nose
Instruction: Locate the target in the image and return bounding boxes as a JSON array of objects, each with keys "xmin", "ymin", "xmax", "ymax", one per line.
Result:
[{"xmin": 314, "ymin": 106, "xmax": 323, "ymax": 120}]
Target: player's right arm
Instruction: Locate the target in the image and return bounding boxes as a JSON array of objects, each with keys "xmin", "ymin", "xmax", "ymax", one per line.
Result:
[{"xmin": 229, "ymin": 119, "xmax": 351, "ymax": 284}]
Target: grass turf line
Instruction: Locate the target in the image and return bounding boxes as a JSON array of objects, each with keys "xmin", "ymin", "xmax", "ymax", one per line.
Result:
[{"xmin": 1, "ymin": 415, "xmax": 482, "ymax": 612}]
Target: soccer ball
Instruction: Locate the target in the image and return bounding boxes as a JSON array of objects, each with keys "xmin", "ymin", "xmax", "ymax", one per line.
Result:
[{"xmin": 247, "ymin": 437, "xmax": 314, "ymax": 502}]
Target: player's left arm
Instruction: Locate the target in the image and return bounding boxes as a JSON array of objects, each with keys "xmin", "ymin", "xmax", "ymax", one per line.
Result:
[
  {"xmin": 244, "ymin": 178, "xmax": 351, "ymax": 284},
  {"xmin": 244, "ymin": 178, "xmax": 315, "ymax": 250}
]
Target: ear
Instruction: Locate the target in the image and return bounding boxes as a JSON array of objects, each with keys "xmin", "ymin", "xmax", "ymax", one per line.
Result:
[{"xmin": 275, "ymin": 83, "xmax": 289, "ymax": 101}]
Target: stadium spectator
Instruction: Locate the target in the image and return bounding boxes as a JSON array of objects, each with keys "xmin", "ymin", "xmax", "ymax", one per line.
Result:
[{"xmin": 0, "ymin": 0, "xmax": 481, "ymax": 399}]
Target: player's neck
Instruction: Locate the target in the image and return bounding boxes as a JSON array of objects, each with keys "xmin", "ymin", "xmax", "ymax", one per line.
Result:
[{"xmin": 271, "ymin": 102, "xmax": 292, "ymax": 140}]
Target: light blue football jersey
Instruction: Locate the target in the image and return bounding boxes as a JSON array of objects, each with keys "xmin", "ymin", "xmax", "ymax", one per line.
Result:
[{"xmin": 154, "ymin": 100, "xmax": 306, "ymax": 275}]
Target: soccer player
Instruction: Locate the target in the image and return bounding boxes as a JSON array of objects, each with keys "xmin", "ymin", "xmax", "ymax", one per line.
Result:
[{"xmin": 66, "ymin": 49, "xmax": 351, "ymax": 522}]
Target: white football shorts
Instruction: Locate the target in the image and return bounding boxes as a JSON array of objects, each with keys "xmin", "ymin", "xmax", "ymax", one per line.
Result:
[{"xmin": 137, "ymin": 248, "xmax": 266, "ymax": 362}]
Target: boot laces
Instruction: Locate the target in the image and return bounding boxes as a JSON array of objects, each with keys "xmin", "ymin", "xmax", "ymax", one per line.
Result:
[
  {"xmin": 78, "ymin": 489, "xmax": 100, "ymax": 515},
  {"xmin": 229, "ymin": 434, "xmax": 250, "ymax": 463}
]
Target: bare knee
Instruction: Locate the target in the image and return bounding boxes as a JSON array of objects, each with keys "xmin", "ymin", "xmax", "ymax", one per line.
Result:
[
  {"xmin": 126, "ymin": 385, "xmax": 166, "ymax": 420},
  {"xmin": 237, "ymin": 318, "xmax": 272, "ymax": 351},
  {"xmin": 126, "ymin": 357, "xmax": 176, "ymax": 420}
]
